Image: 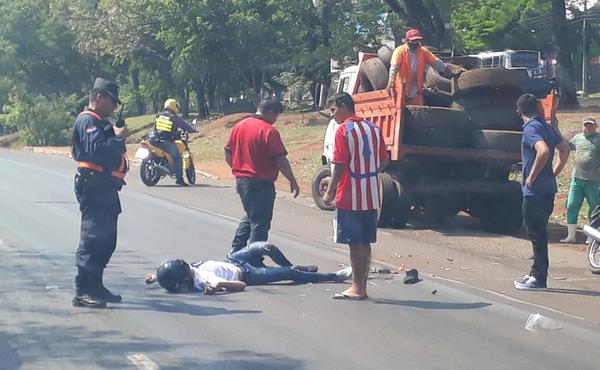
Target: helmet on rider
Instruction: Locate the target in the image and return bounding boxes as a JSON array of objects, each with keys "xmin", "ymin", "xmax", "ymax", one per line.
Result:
[
  {"xmin": 163, "ymin": 98, "xmax": 180, "ymax": 114},
  {"xmin": 157, "ymin": 259, "xmax": 192, "ymax": 292}
]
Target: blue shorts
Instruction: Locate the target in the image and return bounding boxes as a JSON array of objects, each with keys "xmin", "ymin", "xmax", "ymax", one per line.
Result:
[{"xmin": 334, "ymin": 209, "xmax": 378, "ymax": 244}]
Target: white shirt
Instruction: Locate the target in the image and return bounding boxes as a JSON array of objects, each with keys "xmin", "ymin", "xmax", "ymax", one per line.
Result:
[{"xmin": 191, "ymin": 261, "xmax": 243, "ymax": 290}]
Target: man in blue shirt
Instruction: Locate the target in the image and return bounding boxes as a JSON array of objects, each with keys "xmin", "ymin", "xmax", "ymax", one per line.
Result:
[{"xmin": 514, "ymin": 94, "xmax": 570, "ymax": 290}]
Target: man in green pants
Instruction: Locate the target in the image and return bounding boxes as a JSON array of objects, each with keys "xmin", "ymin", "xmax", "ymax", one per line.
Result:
[{"xmin": 561, "ymin": 116, "xmax": 600, "ymax": 243}]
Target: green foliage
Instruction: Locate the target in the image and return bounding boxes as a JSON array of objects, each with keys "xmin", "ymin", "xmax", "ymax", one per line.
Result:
[
  {"xmin": 0, "ymin": 94, "xmax": 78, "ymax": 146},
  {"xmin": 451, "ymin": 0, "xmax": 553, "ymax": 53}
]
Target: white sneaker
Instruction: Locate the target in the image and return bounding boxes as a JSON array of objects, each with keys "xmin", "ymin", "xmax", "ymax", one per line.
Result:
[{"xmin": 334, "ymin": 267, "xmax": 353, "ymax": 282}]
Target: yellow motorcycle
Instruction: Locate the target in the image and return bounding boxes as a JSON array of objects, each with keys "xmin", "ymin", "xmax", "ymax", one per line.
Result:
[{"xmin": 135, "ymin": 131, "xmax": 196, "ymax": 186}]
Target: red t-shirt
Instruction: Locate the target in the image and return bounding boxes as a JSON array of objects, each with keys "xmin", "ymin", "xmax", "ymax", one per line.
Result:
[
  {"xmin": 224, "ymin": 116, "xmax": 288, "ymax": 181},
  {"xmin": 332, "ymin": 116, "xmax": 388, "ymax": 210}
]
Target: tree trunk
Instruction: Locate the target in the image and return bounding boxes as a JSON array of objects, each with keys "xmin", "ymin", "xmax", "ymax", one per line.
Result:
[
  {"xmin": 178, "ymin": 85, "xmax": 189, "ymax": 118},
  {"xmin": 551, "ymin": 0, "xmax": 579, "ymax": 108},
  {"xmin": 130, "ymin": 68, "xmax": 145, "ymax": 115},
  {"xmin": 191, "ymin": 78, "xmax": 208, "ymax": 119}
]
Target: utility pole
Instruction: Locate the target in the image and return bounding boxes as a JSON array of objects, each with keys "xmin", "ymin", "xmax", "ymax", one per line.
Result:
[{"xmin": 582, "ymin": 16, "xmax": 587, "ymax": 94}]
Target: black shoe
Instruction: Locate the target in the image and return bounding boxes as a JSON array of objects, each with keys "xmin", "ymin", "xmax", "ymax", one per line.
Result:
[
  {"xmin": 175, "ymin": 179, "xmax": 188, "ymax": 186},
  {"xmin": 98, "ymin": 286, "xmax": 122, "ymax": 303},
  {"xmin": 72, "ymin": 294, "xmax": 107, "ymax": 308},
  {"xmin": 293, "ymin": 265, "xmax": 318, "ymax": 273}
]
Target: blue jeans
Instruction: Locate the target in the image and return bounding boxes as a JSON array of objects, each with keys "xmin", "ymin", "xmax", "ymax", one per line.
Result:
[
  {"xmin": 227, "ymin": 242, "xmax": 337, "ymax": 285},
  {"xmin": 231, "ymin": 178, "xmax": 276, "ymax": 252},
  {"xmin": 154, "ymin": 140, "xmax": 183, "ymax": 181}
]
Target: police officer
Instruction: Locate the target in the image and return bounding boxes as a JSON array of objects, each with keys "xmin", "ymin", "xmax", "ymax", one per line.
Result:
[
  {"xmin": 151, "ymin": 99, "xmax": 197, "ymax": 186},
  {"xmin": 71, "ymin": 77, "xmax": 129, "ymax": 308}
]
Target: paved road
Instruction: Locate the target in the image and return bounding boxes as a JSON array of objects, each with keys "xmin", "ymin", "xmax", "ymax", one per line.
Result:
[{"xmin": 0, "ymin": 149, "xmax": 599, "ymax": 370}]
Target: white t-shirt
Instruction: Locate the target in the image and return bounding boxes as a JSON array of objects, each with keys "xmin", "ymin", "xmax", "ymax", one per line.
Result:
[{"xmin": 191, "ymin": 261, "xmax": 243, "ymax": 290}]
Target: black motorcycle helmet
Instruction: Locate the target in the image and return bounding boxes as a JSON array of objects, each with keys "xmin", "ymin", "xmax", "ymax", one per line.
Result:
[{"xmin": 157, "ymin": 259, "xmax": 192, "ymax": 292}]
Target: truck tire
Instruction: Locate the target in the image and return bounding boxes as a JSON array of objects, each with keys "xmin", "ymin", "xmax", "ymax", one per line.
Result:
[
  {"xmin": 359, "ymin": 58, "xmax": 389, "ymax": 91},
  {"xmin": 480, "ymin": 181, "xmax": 523, "ymax": 233},
  {"xmin": 451, "ymin": 87, "xmax": 523, "ymax": 110},
  {"xmin": 377, "ymin": 45, "xmax": 393, "ymax": 69},
  {"xmin": 378, "ymin": 173, "xmax": 410, "ymax": 228},
  {"xmin": 423, "ymin": 87, "xmax": 453, "ymax": 108},
  {"xmin": 471, "ymin": 130, "xmax": 522, "ymax": 152},
  {"xmin": 425, "ymin": 63, "xmax": 466, "ymax": 93},
  {"xmin": 404, "ymin": 106, "xmax": 471, "ymax": 129},
  {"xmin": 311, "ymin": 165, "xmax": 334, "ymax": 211},
  {"xmin": 466, "ymin": 107, "xmax": 523, "ymax": 130},
  {"xmin": 456, "ymin": 69, "xmax": 529, "ymax": 93}
]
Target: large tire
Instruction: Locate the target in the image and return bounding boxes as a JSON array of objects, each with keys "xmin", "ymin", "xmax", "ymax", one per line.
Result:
[
  {"xmin": 140, "ymin": 158, "xmax": 161, "ymax": 186},
  {"xmin": 480, "ymin": 181, "xmax": 523, "ymax": 233},
  {"xmin": 403, "ymin": 106, "xmax": 472, "ymax": 147},
  {"xmin": 451, "ymin": 87, "xmax": 524, "ymax": 110},
  {"xmin": 456, "ymin": 69, "xmax": 529, "ymax": 93},
  {"xmin": 186, "ymin": 158, "xmax": 196, "ymax": 185},
  {"xmin": 465, "ymin": 107, "xmax": 523, "ymax": 130},
  {"xmin": 378, "ymin": 173, "xmax": 410, "ymax": 228},
  {"xmin": 359, "ymin": 58, "xmax": 389, "ymax": 91},
  {"xmin": 471, "ymin": 130, "xmax": 523, "ymax": 152},
  {"xmin": 425, "ymin": 63, "xmax": 466, "ymax": 92},
  {"xmin": 423, "ymin": 87, "xmax": 453, "ymax": 108},
  {"xmin": 377, "ymin": 45, "xmax": 393, "ymax": 69},
  {"xmin": 311, "ymin": 165, "xmax": 334, "ymax": 211},
  {"xmin": 404, "ymin": 106, "xmax": 471, "ymax": 129},
  {"xmin": 587, "ymin": 240, "xmax": 600, "ymax": 275}
]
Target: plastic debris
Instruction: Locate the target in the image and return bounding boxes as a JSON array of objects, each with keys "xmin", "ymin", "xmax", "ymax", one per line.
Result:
[
  {"xmin": 551, "ymin": 276, "xmax": 567, "ymax": 280},
  {"xmin": 446, "ymin": 258, "xmax": 454, "ymax": 262},
  {"xmin": 431, "ymin": 290, "xmax": 437, "ymax": 295},
  {"xmin": 45, "ymin": 285, "xmax": 58, "ymax": 290},
  {"xmin": 525, "ymin": 313, "xmax": 563, "ymax": 331},
  {"xmin": 460, "ymin": 266, "xmax": 473, "ymax": 270}
]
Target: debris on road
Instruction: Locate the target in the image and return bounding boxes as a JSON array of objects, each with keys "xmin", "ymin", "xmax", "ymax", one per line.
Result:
[
  {"xmin": 431, "ymin": 289, "xmax": 437, "ymax": 295},
  {"xmin": 45, "ymin": 285, "xmax": 58, "ymax": 290},
  {"xmin": 525, "ymin": 313, "xmax": 563, "ymax": 331},
  {"xmin": 460, "ymin": 266, "xmax": 473, "ymax": 271},
  {"xmin": 551, "ymin": 276, "xmax": 568, "ymax": 281},
  {"xmin": 404, "ymin": 269, "xmax": 421, "ymax": 284}
]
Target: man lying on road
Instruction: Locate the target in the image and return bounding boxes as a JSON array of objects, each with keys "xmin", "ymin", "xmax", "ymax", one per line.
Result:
[{"xmin": 145, "ymin": 241, "xmax": 353, "ymax": 293}]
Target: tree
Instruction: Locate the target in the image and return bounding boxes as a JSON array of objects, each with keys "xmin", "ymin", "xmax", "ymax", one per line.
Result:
[
  {"xmin": 383, "ymin": 0, "xmax": 449, "ymax": 47},
  {"xmin": 552, "ymin": 0, "xmax": 579, "ymax": 107}
]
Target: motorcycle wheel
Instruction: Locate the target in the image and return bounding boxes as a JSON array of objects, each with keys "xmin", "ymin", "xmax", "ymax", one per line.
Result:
[
  {"xmin": 140, "ymin": 158, "xmax": 161, "ymax": 186},
  {"xmin": 186, "ymin": 158, "xmax": 196, "ymax": 185},
  {"xmin": 587, "ymin": 240, "xmax": 600, "ymax": 275}
]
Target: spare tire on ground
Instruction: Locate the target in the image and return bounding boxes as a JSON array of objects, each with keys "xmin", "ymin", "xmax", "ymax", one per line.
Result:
[
  {"xmin": 463, "ymin": 107, "xmax": 523, "ymax": 130},
  {"xmin": 425, "ymin": 63, "xmax": 466, "ymax": 93},
  {"xmin": 403, "ymin": 106, "xmax": 472, "ymax": 147},
  {"xmin": 377, "ymin": 45, "xmax": 393, "ymax": 69},
  {"xmin": 471, "ymin": 130, "xmax": 522, "ymax": 152},
  {"xmin": 455, "ymin": 69, "xmax": 529, "ymax": 94},
  {"xmin": 378, "ymin": 173, "xmax": 410, "ymax": 228},
  {"xmin": 358, "ymin": 58, "xmax": 388, "ymax": 91}
]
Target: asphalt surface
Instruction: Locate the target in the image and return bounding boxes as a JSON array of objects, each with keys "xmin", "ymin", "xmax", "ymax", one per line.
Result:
[{"xmin": 1, "ymin": 148, "xmax": 599, "ymax": 370}]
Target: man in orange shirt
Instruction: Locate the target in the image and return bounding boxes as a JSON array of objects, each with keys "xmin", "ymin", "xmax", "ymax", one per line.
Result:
[{"xmin": 386, "ymin": 29, "xmax": 457, "ymax": 105}]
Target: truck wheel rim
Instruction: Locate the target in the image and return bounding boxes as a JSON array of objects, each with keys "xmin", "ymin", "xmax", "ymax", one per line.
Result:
[{"xmin": 319, "ymin": 177, "xmax": 331, "ymax": 196}]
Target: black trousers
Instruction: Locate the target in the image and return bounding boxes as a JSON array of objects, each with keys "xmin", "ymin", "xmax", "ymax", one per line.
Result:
[
  {"xmin": 230, "ymin": 178, "xmax": 276, "ymax": 252},
  {"xmin": 523, "ymin": 195, "xmax": 554, "ymax": 283},
  {"xmin": 74, "ymin": 173, "xmax": 121, "ymax": 294}
]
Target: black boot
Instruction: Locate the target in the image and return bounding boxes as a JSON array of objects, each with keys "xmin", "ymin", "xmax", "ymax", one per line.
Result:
[
  {"xmin": 73, "ymin": 270, "xmax": 106, "ymax": 308},
  {"xmin": 96, "ymin": 269, "xmax": 122, "ymax": 303}
]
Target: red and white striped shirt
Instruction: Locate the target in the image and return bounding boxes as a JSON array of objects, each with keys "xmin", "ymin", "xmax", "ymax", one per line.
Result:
[{"xmin": 332, "ymin": 116, "xmax": 388, "ymax": 211}]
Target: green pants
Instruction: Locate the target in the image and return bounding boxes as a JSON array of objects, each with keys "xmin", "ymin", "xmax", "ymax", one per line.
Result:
[{"xmin": 566, "ymin": 178, "xmax": 600, "ymax": 224}]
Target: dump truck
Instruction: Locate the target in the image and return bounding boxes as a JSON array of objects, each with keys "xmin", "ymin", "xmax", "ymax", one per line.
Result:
[{"xmin": 312, "ymin": 52, "xmax": 558, "ymax": 233}]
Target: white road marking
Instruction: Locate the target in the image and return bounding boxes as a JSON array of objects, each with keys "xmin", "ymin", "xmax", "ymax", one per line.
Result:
[{"xmin": 126, "ymin": 353, "xmax": 159, "ymax": 370}]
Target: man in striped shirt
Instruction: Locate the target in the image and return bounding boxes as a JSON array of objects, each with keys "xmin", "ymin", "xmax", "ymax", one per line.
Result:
[{"xmin": 323, "ymin": 92, "xmax": 389, "ymax": 300}]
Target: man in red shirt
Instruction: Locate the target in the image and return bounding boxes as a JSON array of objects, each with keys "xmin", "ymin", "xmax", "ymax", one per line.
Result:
[
  {"xmin": 224, "ymin": 98, "xmax": 300, "ymax": 254},
  {"xmin": 323, "ymin": 92, "xmax": 389, "ymax": 300}
]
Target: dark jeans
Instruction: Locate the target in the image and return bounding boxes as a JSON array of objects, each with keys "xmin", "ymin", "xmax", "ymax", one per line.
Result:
[
  {"xmin": 231, "ymin": 178, "xmax": 276, "ymax": 252},
  {"xmin": 227, "ymin": 242, "xmax": 337, "ymax": 285},
  {"xmin": 74, "ymin": 173, "xmax": 121, "ymax": 294},
  {"xmin": 154, "ymin": 140, "xmax": 183, "ymax": 180},
  {"xmin": 523, "ymin": 195, "xmax": 554, "ymax": 283}
]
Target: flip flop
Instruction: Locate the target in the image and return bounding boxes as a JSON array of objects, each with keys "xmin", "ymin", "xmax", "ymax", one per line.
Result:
[{"xmin": 332, "ymin": 292, "xmax": 367, "ymax": 300}]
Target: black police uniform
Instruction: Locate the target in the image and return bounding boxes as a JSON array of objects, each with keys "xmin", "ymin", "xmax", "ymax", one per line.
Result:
[{"xmin": 72, "ymin": 107, "xmax": 127, "ymax": 304}]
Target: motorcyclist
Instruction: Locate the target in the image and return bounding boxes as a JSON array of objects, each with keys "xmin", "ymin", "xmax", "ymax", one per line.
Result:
[{"xmin": 150, "ymin": 99, "xmax": 197, "ymax": 186}]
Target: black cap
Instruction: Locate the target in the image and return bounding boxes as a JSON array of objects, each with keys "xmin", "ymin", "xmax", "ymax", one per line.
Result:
[{"xmin": 93, "ymin": 77, "xmax": 121, "ymax": 104}]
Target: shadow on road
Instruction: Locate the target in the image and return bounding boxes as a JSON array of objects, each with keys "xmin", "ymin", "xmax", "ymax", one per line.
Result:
[
  {"xmin": 372, "ymin": 299, "xmax": 492, "ymax": 310},
  {"xmin": 545, "ymin": 287, "xmax": 600, "ymax": 297},
  {"xmin": 116, "ymin": 298, "xmax": 262, "ymax": 317},
  {"xmin": 154, "ymin": 183, "xmax": 231, "ymax": 189}
]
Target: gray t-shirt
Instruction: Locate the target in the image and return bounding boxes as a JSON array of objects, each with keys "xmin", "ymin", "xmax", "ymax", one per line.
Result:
[{"xmin": 569, "ymin": 132, "xmax": 600, "ymax": 182}]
